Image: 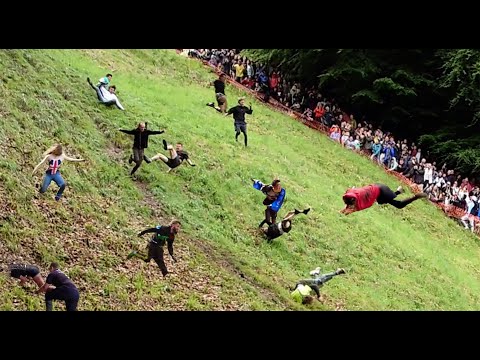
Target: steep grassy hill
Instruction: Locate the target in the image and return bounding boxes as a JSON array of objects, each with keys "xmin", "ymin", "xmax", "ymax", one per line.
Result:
[{"xmin": 0, "ymin": 49, "xmax": 479, "ymax": 310}]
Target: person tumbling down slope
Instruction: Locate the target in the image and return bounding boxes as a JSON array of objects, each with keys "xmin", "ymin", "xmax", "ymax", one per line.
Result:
[
  {"xmin": 207, "ymin": 73, "xmax": 227, "ymax": 114},
  {"xmin": 87, "ymin": 77, "xmax": 125, "ymax": 111},
  {"xmin": 291, "ymin": 267, "xmax": 346, "ymax": 305},
  {"xmin": 340, "ymin": 183, "xmax": 427, "ymax": 215},
  {"xmin": 151, "ymin": 139, "xmax": 196, "ymax": 173},
  {"xmin": 252, "ymin": 177, "xmax": 286, "ymax": 227},
  {"xmin": 262, "ymin": 208, "xmax": 310, "ymax": 242}
]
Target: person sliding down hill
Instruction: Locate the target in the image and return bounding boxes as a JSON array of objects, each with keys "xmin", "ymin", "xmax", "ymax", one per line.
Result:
[
  {"xmin": 127, "ymin": 220, "xmax": 182, "ymax": 277},
  {"xmin": 252, "ymin": 177, "xmax": 286, "ymax": 228},
  {"xmin": 290, "ymin": 267, "xmax": 346, "ymax": 305},
  {"xmin": 119, "ymin": 122, "xmax": 165, "ymax": 177},
  {"xmin": 262, "ymin": 208, "xmax": 310, "ymax": 242},
  {"xmin": 340, "ymin": 183, "xmax": 427, "ymax": 215},
  {"xmin": 32, "ymin": 144, "xmax": 85, "ymax": 201},
  {"xmin": 150, "ymin": 140, "xmax": 196, "ymax": 173},
  {"xmin": 87, "ymin": 77, "xmax": 125, "ymax": 111}
]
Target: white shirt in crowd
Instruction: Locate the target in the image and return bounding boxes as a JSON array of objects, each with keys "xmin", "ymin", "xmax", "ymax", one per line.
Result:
[{"xmin": 424, "ymin": 167, "xmax": 433, "ymax": 184}]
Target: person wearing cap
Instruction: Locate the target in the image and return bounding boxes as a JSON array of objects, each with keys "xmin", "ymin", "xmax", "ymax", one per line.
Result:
[
  {"xmin": 207, "ymin": 73, "xmax": 228, "ymax": 114},
  {"xmin": 290, "ymin": 267, "xmax": 346, "ymax": 305},
  {"xmin": 225, "ymin": 97, "xmax": 253, "ymax": 147},
  {"xmin": 460, "ymin": 193, "xmax": 478, "ymax": 232},
  {"xmin": 340, "ymin": 184, "xmax": 427, "ymax": 215},
  {"xmin": 118, "ymin": 122, "xmax": 165, "ymax": 177},
  {"xmin": 252, "ymin": 177, "xmax": 286, "ymax": 227},
  {"xmin": 8, "ymin": 264, "xmax": 45, "ymax": 289},
  {"xmin": 262, "ymin": 208, "xmax": 310, "ymax": 242},
  {"xmin": 37, "ymin": 262, "xmax": 80, "ymax": 311}
]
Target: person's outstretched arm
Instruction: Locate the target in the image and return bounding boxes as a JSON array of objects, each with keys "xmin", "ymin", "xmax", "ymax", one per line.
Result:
[
  {"xmin": 63, "ymin": 155, "xmax": 85, "ymax": 162},
  {"xmin": 32, "ymin": 156, "xmax": 49, "ymax": 175},
  {"xmin": 119, "ymin": 128, "xmax": 136, "ymax": 135},
  {"xmin": 225, "ymin": 106, "xmax": 235, "ymax": 116},
  {"xmin": 246, "ymin": 104, "xmax": 253, "ymax": 114},
  {"xmin": 147, "ymin": 130, "xmax": 165, "ymax": 135},
  {"xmin": 186, "ymin": 159, "xmax": 196, "ymax": 167},
  {"xmin": 138, "ymin": 227, "xmax": 158, "ymax": 237},
  {"xmin": 115, "ymin": 98, "xmax": 125, "ymax": 111}
]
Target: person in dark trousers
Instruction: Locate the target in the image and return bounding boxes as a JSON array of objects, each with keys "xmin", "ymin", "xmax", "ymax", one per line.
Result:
[
  {"xmin": 291, "ymin": 267, "xmax": 346, "ymax": 304},
  {"xmin": 151, "ymin": 139, "xmax": 196, "ymax": 173},
  {"xmin": 225, "ymin": 97, "xmax": 253, "ymax": 147},
  {"xmin": 207, "ymin": 73, "xmax": 228, "ymax": 113},
  {"xmin": 119, "ymin": 122, "xmax": 165, "ymax": 176},
  {"xmin": 340, "ymin": 184, "xmax": 427, "ymax": 215},
  {"xmin": 128, "ymin": 220, "xmax": 182, "ymax": 277},
  {"xmin": 37, "ymin": 262, "xmax": 80, "ymax": 311},
  {"xmin": 262, "ymin": 208, "xmax": 310, "ymax": 242},
  {"xmin": 252, "ymin": 178, "xmax": 286, "ymax": 227},
  {"xmin": 8, "ymin": 264, "xmax": 45, "ymax": 289}
]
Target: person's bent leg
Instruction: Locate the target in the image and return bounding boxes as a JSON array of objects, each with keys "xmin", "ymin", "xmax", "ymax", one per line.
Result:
[
  {"xmin": 40, "ymin": 173, "xmax": 53, "ymax": 194},
  {"xmin": 152, "ymin": 247, "xmax": 168, "ymax": 276},
  {"xmin": 52, "ymin": 173, "xmax": 66, "ymax": 201},
  {"xmin": 65, "ymin": 289, "xmax": 80, "ymax": 311},
  {"xmin": 151, "ymin": 153, "xmax": 169, "ymax": 163}
]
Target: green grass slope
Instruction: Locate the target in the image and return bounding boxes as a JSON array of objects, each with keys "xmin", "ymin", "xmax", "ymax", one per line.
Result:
[{"xmin": 0, "ymin": 49, "xmax": 479, "ymax": 311}]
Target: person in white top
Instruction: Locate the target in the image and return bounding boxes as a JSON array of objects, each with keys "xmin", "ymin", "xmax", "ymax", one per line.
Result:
[
  {"xmin": 87, "ymin": 77, "xmax": 125, "ymax": 111},
  {"xmin": 32, "ymin": 144, "xmax": 85, "ymax": 201}
]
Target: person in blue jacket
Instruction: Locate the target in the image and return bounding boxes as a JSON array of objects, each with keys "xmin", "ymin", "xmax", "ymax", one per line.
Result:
[{"xmin": 251, "ymin": 177, "xmax": 286, "ymax": 228}]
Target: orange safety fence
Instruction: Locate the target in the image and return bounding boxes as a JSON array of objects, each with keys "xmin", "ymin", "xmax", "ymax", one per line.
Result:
[{"xmin": 181, "ymin": 52, "xmax": 480, "ymax": 236}]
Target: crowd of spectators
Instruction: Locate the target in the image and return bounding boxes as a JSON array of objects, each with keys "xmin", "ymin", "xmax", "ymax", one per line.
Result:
[{"xmin": 184, "ymin": 49, "xmax": 480, "ymax": 233}]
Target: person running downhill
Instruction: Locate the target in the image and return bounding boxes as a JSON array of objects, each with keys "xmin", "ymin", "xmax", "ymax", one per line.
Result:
[
  {"xmin": 150, "ymin": 139, "xmax": 196, "ymax": 173},
  {"xmin": 262, "ymin": 208, "xmax": 310, "ymax": 242},
  {"xmin": 32, "ymin": 144, "xmax": 85, "ymax": 201},
  {"xmin": 252, "ymin": 177, "xmax": 286, "ymax": 227},
  {"xmin": 340, "ymin": 183, "xmax": 427, "ymax": 215},
  {"xmin": 207, "ymin": 73, "xmax": 228, "ymax": 114},
  {"xmin": 225, "ymin": 97, "xmax": 253, "ymax": 147},
  {"xmin": 127, "ymin": 220, "xmax": 182, "ymax": 277},
  {"xmin": 119, "ymin": 122, "xmax": 165, "ymax": 176}
]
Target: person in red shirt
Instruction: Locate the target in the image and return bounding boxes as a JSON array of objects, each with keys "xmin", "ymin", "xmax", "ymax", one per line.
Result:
[{"xmin": 340, "ymin": 184, "xmax": 427, "ymax": 215}]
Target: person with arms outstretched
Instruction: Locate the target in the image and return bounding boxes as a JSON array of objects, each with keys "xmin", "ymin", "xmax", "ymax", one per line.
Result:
[
  {"xmin": 127, "ymin": 220, "xmax": 182, "ymax": 277},
  {"xmin": 340, "ymin": 184, "xmax": 427, "ymax": 215},
  {"xmin": 119, "ymin": 122, "xmax": 165, "ymax": 176},
  {"xmin": 151, "ymin": 139, "xmax": 195, "ymax": 173},
  {"xmin": 37, "ymin": 262, "xmax": 80, "ymax": 311},
  {"xmin": 290, "ymin": 267, "xmax": 346, "ymax": 305},
  {"xmin": 225, "ymin": 97, "xmax": 252, "ymax": 147},
  {"xmin": 32, "ymin": 144, "xmax": 85, "ymax": 201},
  {"xmin": 252, "ymin": 177, "xmax": 286, "ymax": 227},
  {"xmin": 207, "ymin": 73, "xmax": 228, "ymax": 114},
  {"xmin": 262, "ymin": 208, "xmax": 310, "ymax": 242}
]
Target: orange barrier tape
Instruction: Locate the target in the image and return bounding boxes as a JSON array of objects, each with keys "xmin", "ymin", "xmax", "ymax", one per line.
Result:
[{"xmin": 192, "ymin": 57, "xmax": 480, "ymax": 236}]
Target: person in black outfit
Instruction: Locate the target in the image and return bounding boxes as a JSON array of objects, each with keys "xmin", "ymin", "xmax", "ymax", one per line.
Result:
[
  {"xmin": 119, "ymin": 122, "xmax": 165, "ymax": 176},
  {"xmin": 207, "ymin": 73, "xmax": 228, "ymax": 113},
  {"xmin": 151, "ymin": 139, "xmax": 196, "ymax": 173},
  {"xmin": 263, "ymin": 208, "xmax": 310, "ymax": 242},
  {"xmin": 225, "ymin": 97, "xmax": 253, "ymax": 147},
  {"xmin": 127, "ymin": 220, "xmax": 182, "ymax": 277},
  {"xmin": 37, "ymin": 262, "xmax": 80, "ymax": 311},
  {"xmin": 8, "ymin": 263, "xmax": 45, "ymax": 289}
]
